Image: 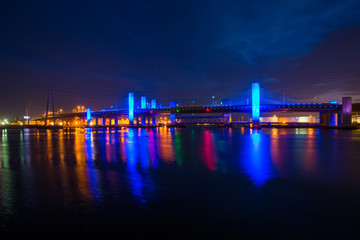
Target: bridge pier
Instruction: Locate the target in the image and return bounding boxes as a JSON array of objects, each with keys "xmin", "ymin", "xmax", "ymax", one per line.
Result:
[
  {"xmin": 224, "ymin": 113, "xmax": 231, "ymax": 124},
  {"xmin": 342, "ymin": 97, "xmax": 352, "ymax": 127},
  {"xmin": 337, "ymin": 113, "xmax": 342, "ymax": 126},
  {"xmin": 320, "ymin": 112, "xmax": 330, "ymax": 126},
  {"xmin": 329, "ymin": 113, "xmax": 338, "ymax": 126},
  {"xmin": 141, "ymin": 116, "xmax": 146, "ymax": 126}
]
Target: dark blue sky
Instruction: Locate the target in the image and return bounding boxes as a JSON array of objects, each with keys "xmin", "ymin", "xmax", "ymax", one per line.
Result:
[{"xmin": 1, "ymin": 0, "xmax": 360, "ymax": 118}]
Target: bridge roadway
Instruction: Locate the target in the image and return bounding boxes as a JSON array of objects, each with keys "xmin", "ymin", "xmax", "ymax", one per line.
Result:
[
  {"xmin": 33, "ymin": 103, "xmax": 343, "ymax": 120},
  {"xmin": 94, "ymin": 103, "xmax": 342, "ymax": 116},
  {"xmin": 32, "ymin": 102, "xmax": 359, "ymax": 127}
]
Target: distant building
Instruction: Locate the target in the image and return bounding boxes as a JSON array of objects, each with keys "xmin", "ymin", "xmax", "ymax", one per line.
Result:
[{"xmin": 72, "ymin": 106, "xmax": 86, "ymax": 113}]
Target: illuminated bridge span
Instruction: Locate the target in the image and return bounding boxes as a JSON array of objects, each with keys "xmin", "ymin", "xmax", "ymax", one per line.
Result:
[
  {"xmin": 35, "ymin": 83, "xmax": 356, "ymax": 128},
  {"xmin": 98, "ymin": 103, "xmax": 342, "ymax": 115}
]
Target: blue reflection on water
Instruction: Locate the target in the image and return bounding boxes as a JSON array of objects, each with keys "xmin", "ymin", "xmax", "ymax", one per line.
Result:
[
  {"xmin": 124, "ymin": 129, "xmax": 155, "ymax": 207},
  {"xmin": 241, "ymin": 130, "xmax": 276, "ymax": 188},
  {"xmin": 84, "ymin": 129, "xmax": 102, "ymax": 205}
]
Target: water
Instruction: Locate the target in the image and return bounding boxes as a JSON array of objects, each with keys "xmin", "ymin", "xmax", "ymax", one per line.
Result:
[{"xmin": 1, "ymin": 127, "xmax": 360, "ymax": 237}]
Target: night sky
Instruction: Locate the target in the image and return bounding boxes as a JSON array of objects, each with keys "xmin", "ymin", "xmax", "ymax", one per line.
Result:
[{"xmin": 1, "ymin": 0, "xmax": 360, "ymax": 118}]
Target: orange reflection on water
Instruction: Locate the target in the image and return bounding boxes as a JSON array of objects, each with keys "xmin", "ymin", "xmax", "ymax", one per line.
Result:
[
  {"xmin": 241, "ymin": 127, "xmax": 245, "ymax": 134},
  {"xmin": 74, "ymin": 129, "xmax": 105, "ymax": 206},
  {"xmin": 58, "ymin": 130, "xmax": 65, "ymax": 162},
  {"xmin": 156, "ymin": 127, "xmax": 174, "ymax": 163},
  {"xmin": 46, "ymin": 130, "xmax": 53, "ymax": 163}
]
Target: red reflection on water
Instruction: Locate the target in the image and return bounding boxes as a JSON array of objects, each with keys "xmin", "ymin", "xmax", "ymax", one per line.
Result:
[
  {"xmin": 201, "ymin": 130, "xmax": 217, "ymax": 172},
  {"xmin": 148, "ymin": 130, "xmax": 157, "ymax": 166}
]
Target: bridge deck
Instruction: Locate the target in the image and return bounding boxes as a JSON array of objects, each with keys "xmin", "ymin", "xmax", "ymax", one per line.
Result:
[
  {"xmin": 97, "ymin": 103, "xmax": 342, "ymax": 115},
  {"xmin": 32, "ymin": 103, "xmax": 345, "ymax": 121}
]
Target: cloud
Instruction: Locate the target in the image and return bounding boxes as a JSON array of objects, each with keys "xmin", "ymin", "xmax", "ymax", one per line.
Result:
[
  {"xmin": 216, "ymin": 0, "xmax": 360, "ymax": 63},
  {"xmin": 1, "ymin": 0, "xmax": 360, "ymax": 116}
]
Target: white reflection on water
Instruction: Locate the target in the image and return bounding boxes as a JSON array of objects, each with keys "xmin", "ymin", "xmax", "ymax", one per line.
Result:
[{"xmin": 0, "ymin": 129, "xmax": 13, "ymax": 215}]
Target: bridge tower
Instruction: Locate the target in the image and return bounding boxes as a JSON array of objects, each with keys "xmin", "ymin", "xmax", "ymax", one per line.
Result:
[
  {"xmin": 86, "ymin": 108, "xmax": 91, "ymax": 125},
  {"xmin": 252, "ymin": 83, "xmax": 260, "ymax": 126},
  {"xmin": 128, "ymin": 92, "xmax": 134, "ymax": 126},
  {"xmin": 141, "ymin": 96, "xmax": 146, "ymax": 109},
  {"xmin": 151, "ymin": 99, "xmax": 156, "ymax": 109}
]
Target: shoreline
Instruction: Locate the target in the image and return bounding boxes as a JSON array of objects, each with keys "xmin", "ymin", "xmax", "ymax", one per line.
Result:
[{"xmin": 0, "ymin": 124, "xmax": 358, "ymax": 130}]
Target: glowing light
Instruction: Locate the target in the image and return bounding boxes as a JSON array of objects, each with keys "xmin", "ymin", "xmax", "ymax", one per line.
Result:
[
  {"xmin": 206, "ymin": 108, "xmax": 210, "ymax": 112},
  {"xmin": 151, "ymin": 99, "xmax": 156, "ymax": 109},
  {"xmin": 141, "ymin": 96, "xmax": 146, "ymax": 109},
  {"xmin": 252, "ymin": 83, "xmax": 260, "ymax": 122},
  {"xmin": 129, "ymin": 92, "xmax": 134, "ymax": 124},
  {"xmin": 86, "ymin": 108, "xmax": 91, "ymax": 122}
]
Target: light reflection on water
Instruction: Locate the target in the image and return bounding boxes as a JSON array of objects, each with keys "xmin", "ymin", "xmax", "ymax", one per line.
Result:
[
  {"xmin": 1, "ymin": 127, "xmax": 360, "ymax": 234},
  {"xmin": 241, "ymin": 131, "xmax": 275, "ymax": 187}
]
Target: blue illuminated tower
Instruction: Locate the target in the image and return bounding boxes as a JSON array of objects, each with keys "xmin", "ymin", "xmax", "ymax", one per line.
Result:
[
  {"xmin": 252, "ymin": 83, "xmax": 260, "ymax": 124},
  {"xmin": 128, "ymin": 92, "xmax": 134, "ymax": 125},
  {"xmin": 86, "ymin": 108, "xmax": 91, "ymax": 124},
  {"xmin": 141, "ymin": 96, "xmax": 146, "ymax": 109},
  {"xmin": 151, "ymin": 99, "xmax": 156, "ymax": 109}
]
